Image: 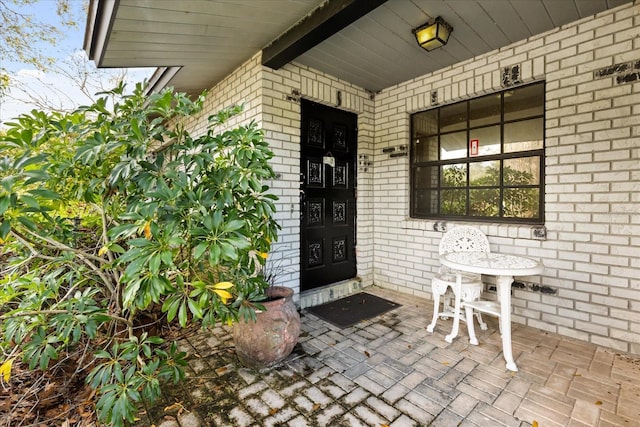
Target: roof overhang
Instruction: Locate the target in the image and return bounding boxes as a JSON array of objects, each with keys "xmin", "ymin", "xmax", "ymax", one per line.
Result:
[{"xmin": 84, "ymin": 0, "xmax": 634, "ymax": 95}]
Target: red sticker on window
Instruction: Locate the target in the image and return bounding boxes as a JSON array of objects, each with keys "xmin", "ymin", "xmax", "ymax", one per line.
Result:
[{"xmin": 470, "ymin": 139, "xmax": 479, "ymax": 156}]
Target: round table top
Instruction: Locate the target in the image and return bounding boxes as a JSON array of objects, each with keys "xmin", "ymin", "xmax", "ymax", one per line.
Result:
[{"xmin": 440, "ymin": 252, "xmax": 544, "ymax": 276}]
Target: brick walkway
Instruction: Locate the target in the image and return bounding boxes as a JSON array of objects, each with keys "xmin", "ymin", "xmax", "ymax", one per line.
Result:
[{"xmin": 144, "ymin": 287, "xmax": 640, "ymax": 426}]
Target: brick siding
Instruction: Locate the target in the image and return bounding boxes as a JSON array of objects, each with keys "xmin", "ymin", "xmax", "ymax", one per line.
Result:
[
  {"xmin": 182, "ymin": 2, "xmax": 640, "ymax": 353},
  {"xmin": 373, "ymin": 2, "xmax": 640, "ymax": 353}
]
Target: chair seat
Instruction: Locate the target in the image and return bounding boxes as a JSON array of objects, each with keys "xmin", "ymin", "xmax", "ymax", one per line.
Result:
[
  {"xmin": 462, "ymin": 300, "xmax": 500, "ymax": 317},
  {"xmin": 427, "ymin": 274, "xmax": 486, "ymax": 336}
]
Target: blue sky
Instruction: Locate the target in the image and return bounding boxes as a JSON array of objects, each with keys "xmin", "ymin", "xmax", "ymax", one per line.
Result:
[
  {"xmin": 0, "ymin": 0, "xmax": 153, "ymax": 125},
  {"xmin": 2, "ymin": 0, "xmax": 84, "ymax": 71}
]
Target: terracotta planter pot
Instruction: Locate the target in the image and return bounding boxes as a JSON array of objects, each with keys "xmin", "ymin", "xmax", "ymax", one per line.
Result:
[{"xmin": 232, "ymin": 286, "xmax": 301, "ymax": 370}]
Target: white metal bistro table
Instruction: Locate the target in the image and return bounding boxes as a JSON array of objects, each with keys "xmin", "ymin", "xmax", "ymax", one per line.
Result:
[{"xmin": 439, "ymin": 252, "xmax": 544, "ymax": 371}]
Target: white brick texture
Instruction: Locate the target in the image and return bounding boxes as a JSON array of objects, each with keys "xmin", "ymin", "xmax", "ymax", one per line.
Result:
[
  {"xmin": 180, "ymin": 53, "xmax": 375, "ymax": 301},
  {"xmin": 373, "ymin": 2, "xmax": 640, "ymax": 354},
  {"xmin": 180, "ymin": 2, "xmax": 640, "ymax": 354}
]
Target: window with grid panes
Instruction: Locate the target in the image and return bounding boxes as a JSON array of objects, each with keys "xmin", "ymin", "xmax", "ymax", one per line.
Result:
[{"xmin": 410, "ymin": 82, "xmax": 545, "ymax": 223}]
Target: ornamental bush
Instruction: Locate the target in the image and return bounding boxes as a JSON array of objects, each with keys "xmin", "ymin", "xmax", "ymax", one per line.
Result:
[{"xmin": 0, "ymin": 83, "xmax": 279, "ymax": 425}]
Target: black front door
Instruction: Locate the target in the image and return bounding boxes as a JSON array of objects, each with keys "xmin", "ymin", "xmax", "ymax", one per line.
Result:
[{"xmin": 300, "ymin": 100, "xmax": 357, "ymax": 291}]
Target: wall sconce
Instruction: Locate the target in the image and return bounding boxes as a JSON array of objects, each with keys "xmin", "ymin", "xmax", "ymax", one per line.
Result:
[{"xmin": 413, "ymin": 16, "xmax": 453, "ymax": 51}]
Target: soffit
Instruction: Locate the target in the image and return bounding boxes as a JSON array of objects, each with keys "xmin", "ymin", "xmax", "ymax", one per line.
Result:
[
  {"xmin": 86, "ymin": 0, "xmax": 634, "ymax": 95},
  {"xmin": 294, "ymin": 0, "xmax": 634, "ymax": 92},
  {"xmin": 89, "ymin": 0, "xmax": 325, "ymax": 94}
]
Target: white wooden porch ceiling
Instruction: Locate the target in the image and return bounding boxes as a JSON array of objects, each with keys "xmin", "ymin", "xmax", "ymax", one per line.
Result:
[{"xmin": 85, "ymin": 0, "xmax": 634, "ymax": 95}]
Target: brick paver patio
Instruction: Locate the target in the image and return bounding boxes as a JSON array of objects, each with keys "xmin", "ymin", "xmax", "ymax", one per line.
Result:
[{"xmin": 142, "ymin": 286, "xmax": 640, "ymax": 426}]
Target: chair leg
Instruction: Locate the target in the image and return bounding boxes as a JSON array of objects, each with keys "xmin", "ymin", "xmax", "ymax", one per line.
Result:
[
  {"xmin": 445, "ymin": 279, "xmax": 463, "ymax": 343},
  {"xmin": 442, "ymin": 290, "xmax": 453, "ymax": 318},
  {"xmin": 475, "ymin": 312, "xmax": 488, "ymax": 330},
  {"xmin": 464, "ymin": 306, "xmax": 479, "ymax": 346},
  {"xmin": 426, "ymin": 291, "xmax": 441, "ymax": 333}
]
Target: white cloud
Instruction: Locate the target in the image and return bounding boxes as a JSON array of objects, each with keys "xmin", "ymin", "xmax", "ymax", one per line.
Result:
[{"xmin": 16, "ymin": 69, "xmax": 47, "ymax": 79}]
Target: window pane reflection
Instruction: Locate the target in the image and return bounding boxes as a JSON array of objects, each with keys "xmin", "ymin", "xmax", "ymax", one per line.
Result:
[
  {"xmin": 470, "ymin": 94, "xmax": 500, "ymax": 127},
  {"xmin": 440, "ymin": 102, "xmax": 467, "ymax": 132},
  {"xmin": 414, "ymin": 166, "xmax": 439, "ymax": 188},
  {"xmin": 441, "ymin": 163, "xmax": 467, "ymax": 187},
  {"xmin": 504, "ymin": 157, "xmax": 540, "ymax": 185},
  {"xmin": 441, "ymin": 132, "xmax": 467, "ymax": 159},
  {"xmin": 413, "ymin": 135, "xmax": 438, "ymax": 162},
  {"xmin": 469, "ymin": 125, "xmax": 500, "ymax": 156},
  {"xmin": 470, "ymin": 160, "xmax": 500, "ymax": 186},
  {"xmin": 505, "ymin": 118, "xmax": 543, "ymax": 152},
  {"xmin": 470, "ymin": 189, "xmax": 499, "ymax": 217},
  {"xmin": 441, "ymin": 189, "xmax": 466, "ymax": 215},
  {"xmin": 412, "ymin": 110, "xmax": 438, "ymax": 137},
  {"xmin": 504, "ymin": 188, "xmax": 540, "ymax": 218},
  {"xmin": 504, "ymin": 84, "xmax": 544, "ymax": 121},
  {"xmin": 414, "ymin": 189, "xmax": 438, "ymax": 216}
]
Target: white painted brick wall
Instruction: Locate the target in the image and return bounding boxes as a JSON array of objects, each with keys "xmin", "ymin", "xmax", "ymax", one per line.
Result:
[
  {"xmin": 373, "ymin": 2, "xmax": 640, "ymax": 354},
  {"xmin": 261, "ymin": 63, "xmax": 375, "ymax": 298},
  {"xmin": 177, "ymin": 52, "xmax": 375, "ymax": 302},
  {"xmin": 176, "ymin": 2, "xmax": 639, "ymax": 355}
]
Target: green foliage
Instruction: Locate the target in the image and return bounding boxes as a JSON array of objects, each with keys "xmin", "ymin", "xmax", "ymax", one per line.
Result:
[
  {"xmin": 441, "ymin": 165, "xmax": 539, "ymax": 218},
  {"xmin": 0, "ymin": 82, "xmax": 279, "ymax": 425}
]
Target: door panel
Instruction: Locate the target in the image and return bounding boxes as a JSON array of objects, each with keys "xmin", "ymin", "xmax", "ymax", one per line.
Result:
[{"xmin": 300, "ymin": 100, "xmax": 357, "ymax": 291}]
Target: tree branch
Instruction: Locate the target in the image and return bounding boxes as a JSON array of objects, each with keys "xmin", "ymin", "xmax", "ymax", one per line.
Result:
[
  {"xmin": 17, "ymin": 227, "xmax": 117, "ymax": 295},
  {"xmin": 0, "ymin": 309, "xmax": 133, "ymax": 327}
]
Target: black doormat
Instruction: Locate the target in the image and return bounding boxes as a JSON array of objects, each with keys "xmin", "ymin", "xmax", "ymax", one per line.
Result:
[{"xmin": 306, "ymin": 292, "xmax": 401, "ymax": 328}]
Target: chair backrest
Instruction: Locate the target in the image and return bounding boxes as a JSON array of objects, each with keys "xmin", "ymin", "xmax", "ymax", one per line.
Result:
[{"xmin": 438, "ymin": 226, "xmax": 490, "ymax": 255}]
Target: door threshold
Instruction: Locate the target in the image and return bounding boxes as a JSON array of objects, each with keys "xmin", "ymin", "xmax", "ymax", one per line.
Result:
[{"xmin": 299, "ymin": 278, "xmax": 364, "ymax": 309}]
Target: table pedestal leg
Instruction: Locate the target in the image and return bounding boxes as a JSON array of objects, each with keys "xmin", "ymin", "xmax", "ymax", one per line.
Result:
[{"xmin": 497, "ymin": 275, "xmax": 518, "ymax": 372}]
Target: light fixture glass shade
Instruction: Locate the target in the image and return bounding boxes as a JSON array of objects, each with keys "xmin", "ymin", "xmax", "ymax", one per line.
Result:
[{"xmin": 413, "ymin": 16, "xmax": 453, "ymax": 51}]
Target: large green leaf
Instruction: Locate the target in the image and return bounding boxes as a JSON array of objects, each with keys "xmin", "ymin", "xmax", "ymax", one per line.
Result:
[
  {"xmin": 20, "ymin": 195, "xmax": 40, "ymax": 209},
  {"xmin": 0, "ymin": 220, "xmax": 10, "ymax": 239},
  {"xmin": 28, "ymin": 188, "xmax": 61, "ymax": 200},
  {"xmin": 107, "ymin": 223, "xmax": 139, "ymax": 240},
  {"xmin": 223, "ymin": 219, "xmax": 245, "ymax": 233},
  {"xmin": 0, "ymin": 195, "xmax": 9, "ymax": 216},
  {"xmin": 193, "ymin": 242, "xmax": 208, "ymax": 261}
]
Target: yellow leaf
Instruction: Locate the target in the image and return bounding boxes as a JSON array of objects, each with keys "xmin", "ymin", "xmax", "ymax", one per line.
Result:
[
  {"xmin": 143, "ymin": 221, "xmax": 152, "ymax": 239},
  {"xmin": 164, "ymin": 402, "xmax": 184, "ymax": 413},
  {"xmin": 595, "ymin": 400, "xmax": 603, "ymax": 405},
  {"xmin": 532, "ymin": 421, "xmax": 538, "ymax": 427},
  {"xmin": 213, "ymin": 281, "xmax": 234, "ymax": 290},
  {"xmin": 214, "ymin": 289, "xmax": 233, "ymax": 303},
  {"xmin": 98, "ymin": 246, "xmax": 109, "ymax": 256},
  {"xmin": 0, "ymin": 358, "xmax": 14, "ymax": 382},
  {"xmin": 214, "ymin": 289, "xmax": 233, "ymax": 299}
]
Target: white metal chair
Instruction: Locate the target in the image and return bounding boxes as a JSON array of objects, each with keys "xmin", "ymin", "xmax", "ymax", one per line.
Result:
[{"xmin": 427, "ymin": 226, "xmax": 489, "ymax": 343}]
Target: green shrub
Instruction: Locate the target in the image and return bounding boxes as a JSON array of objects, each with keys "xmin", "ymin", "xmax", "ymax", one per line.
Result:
[{"xmin": 0, "ymin": 83, "xmax": 279, "ymax": 425}]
